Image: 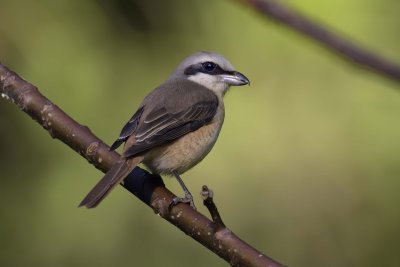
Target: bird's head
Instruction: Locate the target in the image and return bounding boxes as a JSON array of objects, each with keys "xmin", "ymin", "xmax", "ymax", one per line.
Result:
[{"xmin": 169, "ymin": 51, "xmax": 250, "ymax": 97}]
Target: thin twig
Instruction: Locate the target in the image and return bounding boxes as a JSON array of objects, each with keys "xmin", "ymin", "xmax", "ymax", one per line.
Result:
[
  {"xmin": 238, "ymin": 0, "xmax": 400, "ymax": 83},
  {"xmin": 201, "ymin": 185, "xmax": 226, "ymax": 230},
  {"xmin": 0, "ymin": 63, "xmax": 286, "ymax": 267}
]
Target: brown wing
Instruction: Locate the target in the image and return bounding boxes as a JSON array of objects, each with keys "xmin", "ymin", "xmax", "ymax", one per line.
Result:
[{"xmin": 110, "ymin": 79, "xmax": 219, "ymax": 158}]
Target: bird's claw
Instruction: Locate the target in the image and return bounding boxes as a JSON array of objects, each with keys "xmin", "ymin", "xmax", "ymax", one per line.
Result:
[{"xmin": 169, "ymin": 194, "xmax": 197, "ymax": 210}]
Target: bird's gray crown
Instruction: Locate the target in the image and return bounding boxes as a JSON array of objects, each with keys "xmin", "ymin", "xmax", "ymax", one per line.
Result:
[{"xmin": 169, "ymin": 51, "xmax": 235, "ymax": 80}]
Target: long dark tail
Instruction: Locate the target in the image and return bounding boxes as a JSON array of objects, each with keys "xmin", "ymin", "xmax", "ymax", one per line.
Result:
[{"xmin": 79, "ymin": 156, "xmax": 143, "ymax": 208}]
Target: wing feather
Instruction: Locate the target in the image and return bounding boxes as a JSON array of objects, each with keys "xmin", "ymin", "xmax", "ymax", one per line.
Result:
[
  {"xmin": 109, "ymin": 106, "xmax": 145, "ymax": 151},
  {"xmin": 110, "ymin": 79, "xmax": 219, "ymax": 157}
]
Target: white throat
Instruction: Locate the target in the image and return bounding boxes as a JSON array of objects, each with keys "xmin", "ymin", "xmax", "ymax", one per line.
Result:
[{"xmin": 188, "ymin": 73, "xmax": 229, "ymax": 98}]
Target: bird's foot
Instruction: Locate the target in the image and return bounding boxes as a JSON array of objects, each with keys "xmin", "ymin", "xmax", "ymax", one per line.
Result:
[{"xmin": 170, "ymin": 193, "xmax": 197, "ymax": 210}]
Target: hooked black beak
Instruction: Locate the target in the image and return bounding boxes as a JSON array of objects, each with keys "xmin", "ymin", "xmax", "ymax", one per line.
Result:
[{"xmin": 222, "ymin": 71, "xmax": 250, "ymax": 86}]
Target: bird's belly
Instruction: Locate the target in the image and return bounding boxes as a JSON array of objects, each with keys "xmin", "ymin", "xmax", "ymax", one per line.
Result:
[{"xmin": 143, "ymin": 119, "xmax": 223, "ymax": 175}]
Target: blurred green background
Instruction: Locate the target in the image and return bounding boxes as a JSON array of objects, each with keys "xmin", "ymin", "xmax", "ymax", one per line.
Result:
[{"xmin": 1, "ymin": 0, "xmax": 400, "ymax": 266}]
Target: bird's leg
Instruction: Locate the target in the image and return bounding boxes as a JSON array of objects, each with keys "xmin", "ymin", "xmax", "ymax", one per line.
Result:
[{"xmin": 170, "ymin": 171, "xmax": 196, "ymax": 210}]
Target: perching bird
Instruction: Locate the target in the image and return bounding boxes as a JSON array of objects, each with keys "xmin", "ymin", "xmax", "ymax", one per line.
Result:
[{"xmin": 79, "ymin": 51, "xmax": 250, "ymax": 209}]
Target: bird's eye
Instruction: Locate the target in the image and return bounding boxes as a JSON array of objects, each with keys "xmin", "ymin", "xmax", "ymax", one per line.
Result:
[{"xmin": 202, "ymin": 62, "xmax": 217, "ymax": 72}]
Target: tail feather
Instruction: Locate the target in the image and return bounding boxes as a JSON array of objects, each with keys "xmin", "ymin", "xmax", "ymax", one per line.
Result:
[{"xmin": 79, "ymin": 156, "xmax": 143, "ymax": 208}]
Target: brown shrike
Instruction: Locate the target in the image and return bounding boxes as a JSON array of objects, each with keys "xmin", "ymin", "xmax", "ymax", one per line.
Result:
[{"xmin": 79, "ymin": 51, "xmax": 250, "ymax": 209}]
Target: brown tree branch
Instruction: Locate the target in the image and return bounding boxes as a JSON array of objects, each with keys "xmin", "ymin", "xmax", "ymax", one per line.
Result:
[
  {"xmin": 0, "ymin": 63, "xmax": 286, "ymax": 267},
  {"xmin": 238, "ymin": 0, "xmax": 400, "ymax": 83}
]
